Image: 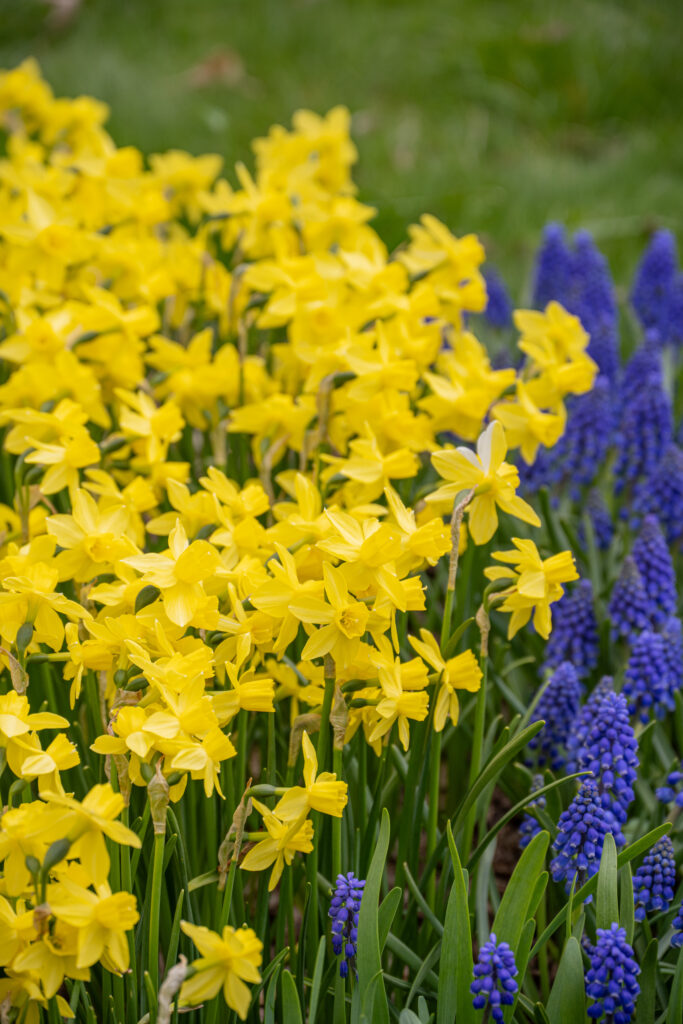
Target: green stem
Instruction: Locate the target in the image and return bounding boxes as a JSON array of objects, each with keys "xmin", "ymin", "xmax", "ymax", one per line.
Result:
[
  {"xmin": 332, "ymin": 747, "xmax": 343, "ymax": 881},
  {"xmin": 425, "ymin": 728, "xmax": 442, "ymax": 909},
  {"xmin": 148, "ymin": 830, "xmax": 166, "ymax": 1002},
  {"xmin": 462, "ymin": 654, "xmax": 488, "ymax": 861}
]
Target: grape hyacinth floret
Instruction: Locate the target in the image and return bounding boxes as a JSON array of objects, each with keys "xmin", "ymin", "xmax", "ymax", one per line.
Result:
[
  {"xmin": 608, "ymin": 557, "xmax": 654, "ymax": 642},
  {"xmin": 631, "ymin": 515, "xmax": 677, "ymax": 625},
  {"xmin": 576, "ymin": 691, "xmax": 639, "ymax": 833},
  {"xmin": 570, "ymin": 230, "xmax": 619, "ymax": 382},
  {"xmin": 329, "ymin": 872, "xmax": 365, "ymax": 978},
  {"xmin": 527, "ymin": 662, "xmax": 582, "ymax": 769},
  {"xmin": 586, "ymin": 923, "xmax": 640, "ymax": 1023},
  {"xmin": 632, "ymin": 836, "xmax": 676, "ymax": 921},
  {"xmin": 561, "ymin": 377, "xmax": 615, "ymax": 495},
  {"xmin": 470, "ymin": 933, "xmax": 519, "ymax": 1023},
  {"xmin": 550, "ymin": 778, "xmax": 613, "ymax": 893},
  {"xmin": 544, "ymin": 581, "xmax": 599, "ymax": 679},
  {"xmin": 622, "ymin": 629, "xmax": 672, "ymax": 723},
  {"xmin": 666, "ymin": 272, "xmax": 683, "ymax": 348}
]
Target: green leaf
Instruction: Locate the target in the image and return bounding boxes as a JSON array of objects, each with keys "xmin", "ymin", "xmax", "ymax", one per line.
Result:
[
  {"xmin": 531, "ymin": 823, "xmax": 672, "ymax": 959},
  {"xmin": 378, "ymin": 887, "xmax": 401, "ymax": 951},
  {"xmin": 492, "ymin": 830, "xmax": 550, "ymax": 954},
  {"xmin": 308, "ymin": 936, "xmax": 326, "ymax": 1024},
  {"xmin": 667, "ymin": 946, "xmax": 683, "ymax": 1024},
  {"xmin": 399, "ymin": 1012, "xmax": 422, "ymax": 1024},
  {"xmin": 619, "ymin": 863, "xmax": 635, "ymax": 945},
  {"xmin": 405, "ymin": 941, "xmax": 441, "ymax": 1007},
  {"xmin": 166, "ymin": 890, "xmax": 184, "ymax": 974},
  {"xmin": 264, "ymin": 963, "xmax": 282, "ymax": 1024},
  {"xmin": 546, "ymin": 938, "xmax": 586, "ymax": 1024},
  {"xmin": 596, "ymin": 833, "xmax": 619, "ymax": 930},
  {"xmin": 437, "ymin": 824, "xmax": 475, "ymax": 1024},
  {"xmin": 635, "ymin": 938, "xmax": 657, "ymax": 1024},
  {"xmin": 281, "ymin": 969, "xmax": 303, "ymax": 1024},
  {"xmin": 356, "ymin": 808, "xmax": 390, "ymax": 1024}
]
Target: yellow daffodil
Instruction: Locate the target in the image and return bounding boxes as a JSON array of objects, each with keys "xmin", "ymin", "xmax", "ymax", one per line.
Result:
[
  {"xmin": 484, "ymin": 538, "xmax": 578, "ymax": 638},
  {"xmin": 429, "ymin": 421, "xmax": 540, "ymax": 544},
  {"xmin": 274, "ymin": 731, "xmax": 347, "ymax": 820},
  {"xmin": 179, "ymin": 921, "xmax": 262, "ymax": 1020},
  {"xmin": 240, "ymin": 798, "xmax": 314, "ymax": 889}
]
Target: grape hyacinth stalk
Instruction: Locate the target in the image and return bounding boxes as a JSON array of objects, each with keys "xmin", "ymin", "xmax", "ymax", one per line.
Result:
[
  {"xmin": 471, "ymin": 933, "xmax": 519, "ymax": 1022},
  {"xmin": 575, "ymin": 691, "xmax": 639, "ymax": 836},
  {"xmin": 550, "ymin": 778, "xmax": 613, "ymax": 894},
  {"xmin": 329, "ymin": 872, "xmax": 365, "ymax": 978}
]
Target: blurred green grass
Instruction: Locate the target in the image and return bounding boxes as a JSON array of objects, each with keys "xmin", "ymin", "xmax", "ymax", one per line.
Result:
[{"xmin": 1, "ymin": 0, "xmax": 682, "ymax": 291}]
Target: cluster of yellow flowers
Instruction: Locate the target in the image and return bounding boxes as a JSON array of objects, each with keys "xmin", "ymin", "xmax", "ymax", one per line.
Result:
[{"xmin": 0, "ymin": 60, "xmax": 587, "ymax": 1018}]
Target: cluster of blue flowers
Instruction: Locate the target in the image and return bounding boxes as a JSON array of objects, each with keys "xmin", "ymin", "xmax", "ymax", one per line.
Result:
[
  {"xmin": 608, "ymin": 557, "xmax": 653, "ymax": 643},
  {"xmin": 470, "ymin": 933, "xmax": 518, "ymax": 1023},
  {"xmin": 528, "ymin": 662, "xmax": 582, "ymax": 770},
  {"xmin": 632, "ymin": 837, "xmax": 676, "ymax": 921},
  {"xmin": 329, "ymin": 872, "xmax": 365, "ymax": 978},
  {"xmin": 585, "ymin": 924, "xmax": 640, "ymax": 1023},
  {"xmin": 622, "ymin": 630, "xmax": 673, "ymax": 722},
  {"xmin": 544, "ymin": 582, "xmax": 599, "ymax": 678},
  {"xmin": 575, "ymin": 692, "xmax": 639, "ymax": 838},
  {"xmin": 550, "ymin": 778, "xmax": 612, "ymax": 892}
]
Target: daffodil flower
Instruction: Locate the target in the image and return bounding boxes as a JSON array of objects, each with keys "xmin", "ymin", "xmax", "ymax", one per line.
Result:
[
  {"xmin": 429, "ymin": 421, "xmax": 540, "ymax": 544},
  {"xmin": 274, "ymin": 731, "xmax": 347, "ymax": 820}
]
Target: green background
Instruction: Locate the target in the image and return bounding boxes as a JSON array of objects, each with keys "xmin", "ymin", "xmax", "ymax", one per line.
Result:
[{"xmin": 1, "ymin": 0, "xmax": 682, "ymax": 293}]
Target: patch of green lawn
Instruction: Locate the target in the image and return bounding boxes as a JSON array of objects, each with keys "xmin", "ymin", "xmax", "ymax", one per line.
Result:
[{"xmin": 1, "ymin": 0, "xmax": 681, "ymax": 292}]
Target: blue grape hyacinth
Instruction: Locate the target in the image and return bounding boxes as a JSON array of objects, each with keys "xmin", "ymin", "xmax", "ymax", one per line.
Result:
[
  {"xmin": 586, "ymin": 923, "xmax": 640, "ymax": 1023},
  {"xmin": 662, "ymin": 616, "xmax": 683, "ymax": 700},
  {"xmin": 608, "ymin": 556, "xmax": 654, "ymax": 642},
  {"xmin": 633, "ymin": 836, "xmax": 676, "ymax": 921},
  {"xmin": 560, "ymin": 377, "xmax": 615, "ymax": 495},
  {"xmin": 631, "ymin": 228, "xmax": 678, "ymax": 333},
  {"xmin": 576, "ymin": 691, "xmax": 638, "ymax": 835},
  {"xmin": 614, "ymin": 370, "xmax": 673, "ymax": 492},
  {"xmin": 483, "ymin": 266, "xmax": 513, "ymax": 329},
  {"xmin": 550, "ymin": 778, "xmax": 614, "ymax": 893},
  {"xmin": 666, "ymin": 272, "xmax": 683, "ymax": 347},
  {"xmin": 528, "ymin": 662, "xmax": 582, "ymax": 770},
  {"xmin": 672, "ymin": 901, "xmax": 683, "ymax": 948},
  {"xmin": 566, "ymin": 676, "xmax": 614, "ymax": 774},
  {"xmin": 631, "ymin": 515, "xmax": 677, "ymax": 626},
  {"xmin": 655, "ymin": 763, "xmax": 683, "ymax": 809},
  {"xmin": 622, "ymin": 629, "xmax": 673, "ymax": 723},
  {"xmin": 532, "ymin": 223, "xmax": 572, "ymax": 309},
  {"xmin": 471, "ymin": 933, "xmax": 519, "ymax": 1023},
  {"xmin": 633, "ymin": 443, "xmax": 683, "ymax": 545},
  {"xmin": 329, "ymin": 872, "xmax": 365, "ymax": 978},
  {"xmin": 570, "ymin": 230, "xmax": 619, "ymax": 381},
  {"xmin": 544, "ymin": 581, "xmax": 599, "ymax": 679}
]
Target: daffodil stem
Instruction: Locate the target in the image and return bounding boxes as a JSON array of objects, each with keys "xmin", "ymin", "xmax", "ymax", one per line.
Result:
[
  {"xmin": 148, "ymin": 830, "xmax": 166, "ymax": 1000},
  {"xmin": 462, "ymin": 654, "xmax": 488, "ymax": 861},
  {"xmin": 332, "ymin": 747, "xmax": 343, "ymax": 881},
  {"xmin": 426, "ymin": 728, "xmax": 442, "ymax": 909},
  {"xmin": 316, "ymin": 659, "xmax": 336, "ymax": 772},
  {"xmin": 218, "ymin": 858, "xmax": 237, "ymax": 932}
]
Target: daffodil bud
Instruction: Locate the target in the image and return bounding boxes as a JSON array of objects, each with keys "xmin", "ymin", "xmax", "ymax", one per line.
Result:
[
  {"xmin": 42, "ymin": 837, "xmax": 71, "ymax": 873},
  {"xmin": 135, "ymin": 584, "xmax": 161, "ymax": 614},
  {"xmin": 147, "ymin": 762, "xmax": 170, "ymax": 835},
  {"xmin": 15, "ymin": 621, "xmax": 33, "ymax": 656}
]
